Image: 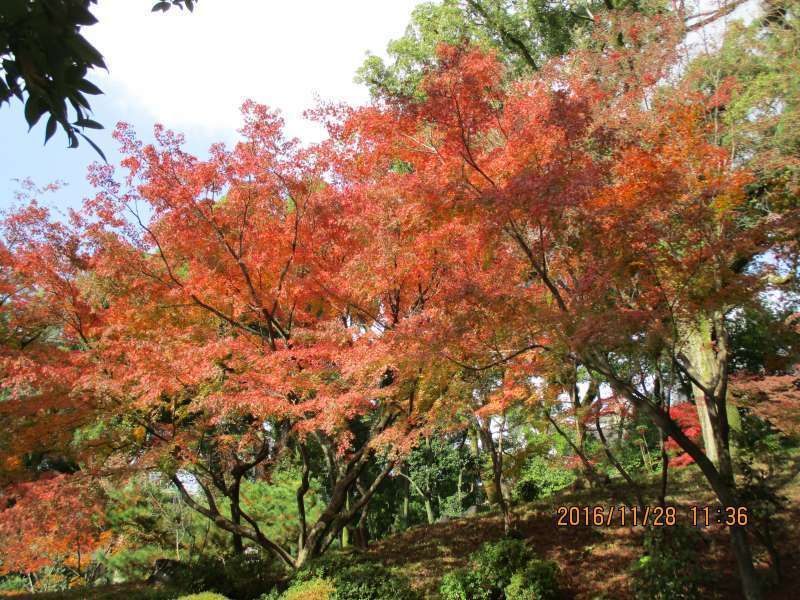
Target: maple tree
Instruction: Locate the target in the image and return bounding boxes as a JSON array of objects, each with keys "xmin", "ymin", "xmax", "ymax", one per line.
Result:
[
  {"xmin": 0, "ymin": 197, "xmax": 98, "ymax": 488},
  {"xmin": 0, "ymin": 474, "xmax": 107, "ymax": 580},
  {"xmin": 77, "ymin": 104, "xmax": 429, "ymax": 568},
  {"xmin": 0, "ymin": 100, "xmax": 456, "ymax": 571},
  {"xmin": 316, "ymin": 10, "xmax": 794, "ymax": 596}
]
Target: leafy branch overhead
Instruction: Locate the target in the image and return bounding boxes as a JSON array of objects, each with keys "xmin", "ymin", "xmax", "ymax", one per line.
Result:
[{"xmin": 0, "ymin": 0, "xmax": 197, "ymax": 159}]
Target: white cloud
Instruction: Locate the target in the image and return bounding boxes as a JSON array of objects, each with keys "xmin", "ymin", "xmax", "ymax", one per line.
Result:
[{"xmin": 87, "ymin": 1, "xmax": 419, "ymax": 143}]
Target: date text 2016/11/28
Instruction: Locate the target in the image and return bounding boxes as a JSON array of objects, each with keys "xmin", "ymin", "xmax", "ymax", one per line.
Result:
[{"xmin": 555, "ymin": 505, "xmax": 749, "ymax": 527}]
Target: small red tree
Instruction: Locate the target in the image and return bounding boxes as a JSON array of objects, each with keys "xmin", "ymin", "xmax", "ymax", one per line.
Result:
[{"xmin": 0, "ymin": 474, "xmax": 106, "ymax": 580}]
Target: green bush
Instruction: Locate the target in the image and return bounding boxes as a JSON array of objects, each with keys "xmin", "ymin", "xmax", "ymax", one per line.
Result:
[
  {"xmin": 504, "ymin": 559, "xmax": 561, "ymax": 600},
  {"xmin": 440, "ymin": 493, "xmax": 466, "ymax": 517},
  {"xmin": 293, "ymin": 553, "xmax": 419, "ymax": 600},
  {"xmin": 170, "ymin": 554, "xmax": 284, "ymax": 599},
  {"xmin": 439, "ymin": 540, "xmax": 561, "ymax": 600},
  {"xmin": 439, "ymin": 568, "xmax": 491, "ymax": 600},
  {"xmin": 513, "ymin": 456, "xmax": 575, "ymax": 502},
  {"xmin": 177, "ymin": 594, "xmax": 230, "ymax": 600},
  {"xmin": 471, "ymin": 539, "xmax": 531, "ymax": 591},
  {"xmin": 630, "ymin": 526, "xmax": 706, "ymax": 600},
  {"xmin": 282, "ymin": 577, "xmax": 335, "ymax": 600},
  {"xmin": 0, "ymin": 574, "xmax": 28, "ymax": 593},
  {"xmin": 294, "ymin": 551, "xmax": 361, "ymax": 581}
]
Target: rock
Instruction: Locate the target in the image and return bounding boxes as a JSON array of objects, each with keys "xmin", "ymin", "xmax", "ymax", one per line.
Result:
[
  {"xmin": 436, "ymin": 514, "xmax": 451, "ymax": 523},
  {"xmin": 147, "ymin": 558, "xmax": 189, "ymax": 584},
  {"xmin": 462, "ymin": 505, "xmax": 479, "ymax": 517}
]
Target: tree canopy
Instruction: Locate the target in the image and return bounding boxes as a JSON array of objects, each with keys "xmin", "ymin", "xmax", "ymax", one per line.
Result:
[{"xmin": 1, "ymin": 2, "xmax": 799, "ymax": 599}]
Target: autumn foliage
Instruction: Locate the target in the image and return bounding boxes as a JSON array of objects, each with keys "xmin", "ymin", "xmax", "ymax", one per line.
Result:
[
  {"xmin": 0, "ymin": 8, "xmax": 798, "ymax": 598},
  {"xmin": 0, "ymin": 474, "xmax": 106, "ymax": 576}
]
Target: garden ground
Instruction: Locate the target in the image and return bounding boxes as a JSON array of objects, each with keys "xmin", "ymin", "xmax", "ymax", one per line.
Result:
[{"xmin": 7, "ymin": 460, "xmax": 800, "ymax": 600}]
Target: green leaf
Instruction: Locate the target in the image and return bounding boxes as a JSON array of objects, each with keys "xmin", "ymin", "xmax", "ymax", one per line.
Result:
[
  {"xmin": 67, "ymin": 128, "xmax": 79, "ymax": 149},
  {"xmin": 70, "ymin": 4, "xmax": 99, "ymax": 26},
  {"xmin": 44, "ymin": 115, "xmax": 58, "ymax": 143},
  {"xmin": 69, "ymin": 90, "xmax": 91, "ymax": 110},
  {"xmin": 24, "ymin": 95, "xmax": 46, "ymax": 129},
  {"xmin": 77, "ymin": 78, "xmax": 103, "ymax": 95},
  {"xmin": 74, "ymin": 117, "xmax": 103, "ymax": 130},
  {"xmin": 76, "ymin": 130, "xmax": 108, "ymax": 163},
  {"xmin": 66, "ymin": 35, "xmax": 107, "ymax": 70}
]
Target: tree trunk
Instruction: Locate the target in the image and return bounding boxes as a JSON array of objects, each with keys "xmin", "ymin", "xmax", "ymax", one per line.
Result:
[
  {"xmin": 424, "ymin": 497, "xmax": 436, "ymax": 524},
  {"xmin": 341, "ymin": 495, "xmax": 350, "ymax": 548},
  {"xmin": 469, "ymin": 423, "xmax": 496, "ymax": 505},
  {"xmin": 600, "ymin": 373, "xmax": 762, "ymax": 599},
  {"xmin": 354, "ymin": 481, "xmax": 371, "ymax": 549},
  {"xmin": 401, "ymin": 471, "xmax": 436, "ymax": 524},
  {"xmin": 230, "ymin": 479, "xmax": 244, "ymax": 555},
  {"xmin": 658, "ymin": 375, "xmax": 670, "ymax": 508},
  {"xmin": 401, "ymin": 479, "xmax": 410, "ymax": 529},
  {"xmin": 659, "ymin": 430, "xmax": 669, "ymax": 507},
  {"xmin": 456, "ymin": 467, "xmax": 464, "ymax": 513},
  {"xmin": 570, "ymin": 379, "xmax": 592, "ymax": 485},
  {"xmin": 679, "ymin": 312, "xmax": 762, "ymax": 598},
  {"xmin": 476, "ymin": 416, "xmax": 513, "ymax": 534},
  {"xmin": 590, "ymin": 310, "xmax": 763, "ymax": 600},
  {"xmin": 681, "ymin": 316, "xmax": 721, "ymax": 464},
  {"xmin": 172, "ymin": 412, "xmax": 397, "ymax": 572},
  {"xmin": 730, "ymin": 525, "xmax": 763, "ymax": 600}
]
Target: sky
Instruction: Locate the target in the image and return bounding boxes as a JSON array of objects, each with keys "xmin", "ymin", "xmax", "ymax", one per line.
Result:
[
  {"xmin": 0, "ymin": 0, "xmax": 762, "ymax": 216},
  {"xmin": 0, "ymin": 0, "xmax": 420, "ymax": 213}
]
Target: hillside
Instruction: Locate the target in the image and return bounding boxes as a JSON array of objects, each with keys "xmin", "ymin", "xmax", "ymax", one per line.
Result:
[{"xmin": 366, "ymin": 469, "xmax": 800, "ymax": 600}]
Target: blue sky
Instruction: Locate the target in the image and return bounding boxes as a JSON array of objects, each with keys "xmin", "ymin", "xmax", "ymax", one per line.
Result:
[
  {"xmin": 1, "ymin": 0, "xmax": 762, "ymax": 217},
  {"xmin": 0, "ymin": 0, "xmax": 420, "ymax": 214},
  {"xmin": 0, "ymin": 81, "xmax": 223, "ymax": 215}
]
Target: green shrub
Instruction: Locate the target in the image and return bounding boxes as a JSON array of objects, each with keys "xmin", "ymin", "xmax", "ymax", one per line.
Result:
[
  {"xmin": 101, "ymin": 545, "xmax": 167, "ymax": 582},
  {"xmin": 440, "ymin": 493, "xmax": 466, "ymax": 517},
  {"xmin": 439, "ymin": 568, "xmax": 491, "ymax": 600},
  {"xmin": 177, "ymin": 594, "xmax": 230, "ymax": 600},
  {"xmin": 471, "ymin": 539, "xmax": 531, "ymax": 591},
  {"xmin": 171, "ymin": 554, "xmax": 284, "ymax": 599},
  {"xmin": 294, "ymin": 551, "xmax": 357, "ymax": 582},
  {"xmin": 504, "ymin": 559, "xmax": 561, "ymax": 600},
  {"xmin": 294, "ymin": 553, "xmax": 418, "ymax": 600},
  {"xmin": 439, "ymin": 540, "xmax": 561, "ymax": 600},
  {"xmin": 514, "ymin": 457, "xmax": 575, "ymax": 502},
  {"xmin": 515, "ymin": 479, "xmax": 540, "ymax": 502},
  {"xmin": 630, "ymin": 526, "xmax": 706, "ymax": 600},
  {"xmin": 0, "ymin": 574, "xmax": 28, "ymax": 593},
  {"xmin": 282, "ymin": 577, "xmax": 335, "ymax": 600},
  {"xmin": 332, "ymin": 563, "xmax": 418, "ymax": 600}
]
